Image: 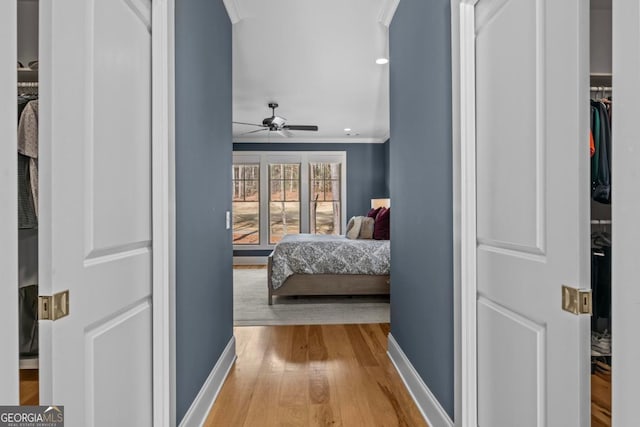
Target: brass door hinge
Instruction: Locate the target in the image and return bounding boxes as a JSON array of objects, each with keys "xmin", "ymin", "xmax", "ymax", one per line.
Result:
[
  {"xmin": 39, "ymin": 290, "xmax": 69, "ymax": 321},
  {"xmin": 562, "ymin": 285, "xmax": 592, "ymax": 315}
]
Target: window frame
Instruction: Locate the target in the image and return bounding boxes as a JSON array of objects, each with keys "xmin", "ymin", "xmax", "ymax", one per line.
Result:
[
  {"xmin": 232, "ymin": 151, "xmax": 347, "ymax": 250},
  {"xmin": 232, "ymin": 163, "xmax": 261, "ymax": 245}
]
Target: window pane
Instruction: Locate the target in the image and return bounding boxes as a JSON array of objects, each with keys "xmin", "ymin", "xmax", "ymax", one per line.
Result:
[
  {"xmin": 328, "ymin": 163, "xmax": 341, "ymax": 180},
  {"xmin": 233, "ymin": 165, "xmax": 242, "ymax": 180},
  {"xmin": 311, "ymin": 180, "xmax": 324, "ymax": 201},
  {"xmin": 311, "ymin": 163, "xmax": 322, "ymax": 180},
  {"xmin": 324, "ymin": 180, "xmax": 340, "ymax": 201},
  {"xmin": 312, "ymin": 202, "xmax": 340, "ymax": 235},
  {"xmin": 284, "ymin": 164, "xmax": 300, "ymax": 180},
  {"xmin": 233, "ymin": 181, "xmax": 244, "ymax": 201},
  {"xmin": 233, "ymin": 163, "xmax": 260, "ymax": 244},
  {"xmin": 245, "ymin": 180, "xmax": 259, "ymax": 201},
  {"xmin": 270, "ymin": 164, "xmax": 282, "ymax": 180},
  {"xmin": 269, "ymin": 202, "xmax": 300, "ymax": 244},
  {"xmin": 270, "ymin": 180, "xmax": 284, "ymax": 201},
  {"xmin": 283, "ymin": 180, "xmax": 299, "ymax": 201},
  {"xmin": 246, "ymin": 165, "xmax": 259, "ymax": 180},
  {"xmin": 232, "ymin": 202, "xmax": 259, "ymax": 244}
]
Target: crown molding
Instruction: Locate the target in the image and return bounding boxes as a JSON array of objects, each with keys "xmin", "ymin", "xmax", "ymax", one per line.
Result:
[
  {"xmin": 378, "ymin": 0, "xmax": 400, "ymax": 27},
  {"xmin": 222, "ymin": 0, "xmax": 241, "ymax": 24}
]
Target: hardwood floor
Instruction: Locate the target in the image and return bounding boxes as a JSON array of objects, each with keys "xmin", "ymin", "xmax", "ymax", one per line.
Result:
[
  {"xmin": 19, "ymin": 369, "xmax": 39, "ymax": 405},
  {"xmin": 591, "ymin": 362, "xmax": 611, "ymax": 427},
  {"xmin": 204, "ymin": 324, "xmax": 428, "ymax": 427}
]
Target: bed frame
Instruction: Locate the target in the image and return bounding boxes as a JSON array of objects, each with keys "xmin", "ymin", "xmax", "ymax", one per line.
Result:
[{"xmin": 267, "ymin": 253, "xmax": 390, "ymax": 305}]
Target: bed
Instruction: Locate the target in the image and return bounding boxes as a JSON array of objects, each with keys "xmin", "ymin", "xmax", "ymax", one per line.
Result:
[{"xmin": 267, "ymin": 233, "xmax": 390, "ymax": 304}]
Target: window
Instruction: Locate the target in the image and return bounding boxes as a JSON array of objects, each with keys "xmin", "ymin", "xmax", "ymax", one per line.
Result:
[
  {"xmin": 310, "ymin": 162, "xmax": 341, "ymax": 235},
  {"xmin": 233, "ymin": 152, "xmax": 346, "ymax": 248},
  {"xmin": 269, "ymin": 163, "xmax": 301, "ymax": 244},
  {"xmin": 232, "ymin": 164, "xmax": 260, "ymax": 244}
]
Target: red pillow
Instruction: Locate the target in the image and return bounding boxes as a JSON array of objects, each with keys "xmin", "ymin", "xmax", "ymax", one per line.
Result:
[
  {"xmin": 373, "ymin": 207, "xmax": 390, "ymax": 240},
  {"xmin": 367, "ymin": 207, "xmax": 382, "ymax": 219}
]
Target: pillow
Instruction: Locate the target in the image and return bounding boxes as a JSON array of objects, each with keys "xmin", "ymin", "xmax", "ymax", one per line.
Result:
[
  {"xmin": 367, "ymin": 207, "xmax": 382, "ymax": 219},
  {"xmin": 346, "ymin": 216, "xmax": 363, "ymax": 239},
  {"xmin": 373, "ymin": 207, "xmax": 390, "ymax": 240},
  {"xmin": 359, "ymin": 217, "xmax": 375, "ymax": 239}
]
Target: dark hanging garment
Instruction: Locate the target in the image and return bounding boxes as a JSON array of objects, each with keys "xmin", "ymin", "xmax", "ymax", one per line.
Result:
[
  {"xmin": 591, "ymin": 245, "xmax": 611, "ymax": 333},
  {"xmin": 592, "ymin": 101, "xmax": 611, "ymax": 204},
  {"xmin": 18, "ymin": 284, "xmax": 39, "ymax": 356},
  {"xmin": 18, "ymin": 153, "xmax": 37, "ymax": 229}
]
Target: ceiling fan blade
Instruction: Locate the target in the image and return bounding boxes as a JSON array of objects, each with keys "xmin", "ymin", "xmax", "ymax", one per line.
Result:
[
  {"xmin": 277, "ymin": 129, "xmax": 293, "ymax": 138},
  {"xmin": 283, "ymin": 125, "xmax": 318, "ymax": 131},
  {"xmin": 233, "ymin": 121, "xmax": 264, "ymax": 127},
  {"xmin": 240, "ymin": 128, "xmax": 268, "ymax": 135}
]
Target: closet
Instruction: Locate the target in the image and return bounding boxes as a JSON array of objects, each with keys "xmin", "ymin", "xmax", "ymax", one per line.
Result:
[
  {"xmin": 590, "ymin": 0, "xmax": 612, "ymax": 425},
  {"xmin": 17, "ymin": 0, "xmax": 39, "ymax": 405}
]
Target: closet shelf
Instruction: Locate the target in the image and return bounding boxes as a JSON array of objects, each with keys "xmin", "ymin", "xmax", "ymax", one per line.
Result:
[
  {"xmin": 591, "ymin": 220, "xmax": 612, "ymax": 225},
  {"xmin": 18, "ymin": 68, "xmax": 38, "ymax": 83}
]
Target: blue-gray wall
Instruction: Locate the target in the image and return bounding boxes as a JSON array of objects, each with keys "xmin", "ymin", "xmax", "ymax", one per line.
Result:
[
  {"xmin": 175, "ymin": 0, "xmax": 233, "ymax": 423},
  {"xmin": 233, "ymin": 142, "xmax": 388, "ymax": 254},
  {"xmin": 389, "ymin": 0, "xmax": 454, "ymax": 419},
  {"xmin": 383, "ymin": 139, "xmax": 390, "ymax": 196}
]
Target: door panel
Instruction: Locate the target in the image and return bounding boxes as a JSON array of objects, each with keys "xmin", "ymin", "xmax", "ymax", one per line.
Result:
[
  {"xmin": 478, "ymin": 297, "xmax": 545, "ymax": 426},
  {"xmin": 476, "ymin": 0, "xmax": 542, "ymax": 254},
  {"xmin": 91, "ymin": 0, "xmax": 151, "ymax": 252},
  {"xmin": 473, "ymin": 0, "xmax": 590, "ymax": 425},
  {"xmin": 612, "ymin": 2, "xmax": 640, "ymax": 424},
  {"xmin": 0, "ymin": 0, "xmax": 19, "ymax": 404},
  {"xmin": 39, "ymin": 0, "xmax": 153, "ymax": 425}
]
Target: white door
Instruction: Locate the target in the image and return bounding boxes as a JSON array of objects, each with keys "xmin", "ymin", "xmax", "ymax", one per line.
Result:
[
  {"xmin": 0, "ymin": 0, "xmax": 20, "ymax": 404},
  {"xmin": 612, "ymin": 1, "xmax": 640, "ymax": 424},
  {"xmin": 39, "ymin": 0, "xmax": 154, "ymax": 425},
  {"xmin": 471, "ymin": 0, "xmax": 590, "ymax": 425}
]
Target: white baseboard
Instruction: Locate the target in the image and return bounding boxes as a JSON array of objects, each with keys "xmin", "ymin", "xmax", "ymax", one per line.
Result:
[
  {"xmin": 387, "ymin": 334, "xmax": 454, "ymax": 427},
  {"xmin": 178, "ymin": 336, "xmax": 236, "ymax": 427},
  {"xmin": 233, "ymin": 256, "xmax": 267, "ymax": 265}
]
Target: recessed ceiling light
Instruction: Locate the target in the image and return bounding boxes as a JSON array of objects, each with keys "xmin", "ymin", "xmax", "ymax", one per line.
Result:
[
  {"xmin": 376, "ymin": 58, "xmax": 389, "ymax": 65},
  {"xmin": 344, "ymin": 128, "xmax": 351, "ymax": 132}
]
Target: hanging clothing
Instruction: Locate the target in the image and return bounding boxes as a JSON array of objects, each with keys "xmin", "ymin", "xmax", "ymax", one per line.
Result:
[
  {"xmin": 18, "ymin": 153, "xmax": 38, "ymax": 229},
  {"xmin": 18, "ymin": 100, "xmax": 39, "ymax": 217},
  {"xmin": 591, "ymin": 243, "xmax": 611, "ymax": 334},
  {"xmin": 590, "ymin": 100, "xmax": 611, "ymax": 204},
  {"xmin": 18, "ymin": 284, "xmax": 39, "ymax": 357}
]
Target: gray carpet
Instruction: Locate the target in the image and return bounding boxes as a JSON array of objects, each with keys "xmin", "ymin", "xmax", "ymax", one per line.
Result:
[{"xmin": 234, "ymin": 268, "xmax": 390, "ymax": 326}]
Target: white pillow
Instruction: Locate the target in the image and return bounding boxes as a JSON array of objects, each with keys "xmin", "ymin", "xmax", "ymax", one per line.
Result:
[{"xmin": 346, "ymin": 216, "xmax": 363, "ymax": 239}]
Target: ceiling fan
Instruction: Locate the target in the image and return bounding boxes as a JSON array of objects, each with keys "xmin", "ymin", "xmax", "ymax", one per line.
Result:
[{"xmin": 233, "ymin": 102, "xmax": 319, "ymax": 138}]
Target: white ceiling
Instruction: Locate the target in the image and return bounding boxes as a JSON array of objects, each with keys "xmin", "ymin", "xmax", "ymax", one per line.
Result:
[{"xmin": 228, "ymin": 0, "xmax": 397, "ymax": 143}]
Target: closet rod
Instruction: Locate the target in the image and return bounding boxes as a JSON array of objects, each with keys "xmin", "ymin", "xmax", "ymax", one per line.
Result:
[
  {"xmin": 17, "ymin": 82, "xmax": 38, "ymax": 88},
  {"xmin": 591, "ymin": 219, "xmax": 612, "ymax": 225},
  {"xmin": 590, "ymin": 86, "xmax": 612, "ymax": 92}
]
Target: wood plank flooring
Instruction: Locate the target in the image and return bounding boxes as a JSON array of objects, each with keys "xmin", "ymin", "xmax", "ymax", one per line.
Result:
[
  {"xmin": 591, "ymin": 362, "xmax": 611, "ymax": 427},
  {"xmin": 19, "ymin": 369, "xmax": 39, "ymax": 405},
  {"xmin": 204, "ymin": 324, "xmax": 428, "ymax": 427}
]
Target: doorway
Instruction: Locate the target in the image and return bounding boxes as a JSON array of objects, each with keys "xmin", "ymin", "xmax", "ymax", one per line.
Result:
[
  {"xmin": 16, "ymin": 0, "xmax": 40, "ymax": 405},
  {"xmin": 453, "ymin": 0, "xmax": 640, "ymax": 425},
  {"xmin": 1, "ymin": 1, "xmax": 173, "ymax": 424}
]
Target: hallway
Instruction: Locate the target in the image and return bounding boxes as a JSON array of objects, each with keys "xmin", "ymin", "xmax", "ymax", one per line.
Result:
[{"xmin": 204, "ymin": 324, "xmax": 427, "ymax": 426}]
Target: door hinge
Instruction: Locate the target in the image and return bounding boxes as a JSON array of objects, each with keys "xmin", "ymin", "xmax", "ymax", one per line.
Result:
[
  {"xmin": 562, "ymin": 285, "xmax": 592, "ymax": 315},
  {"xmin": 38, "ymin": 290, "xmax": 70, "ymax": 321}
]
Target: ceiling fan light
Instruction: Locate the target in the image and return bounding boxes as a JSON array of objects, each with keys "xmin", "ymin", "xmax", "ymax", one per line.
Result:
[
  {"xmin": 376, "ymin": 57, "xmax": 389, "ymax": 65},
  {"xmin": 271, "ymin": 116, "xmax": 286, "ymax": 127}
]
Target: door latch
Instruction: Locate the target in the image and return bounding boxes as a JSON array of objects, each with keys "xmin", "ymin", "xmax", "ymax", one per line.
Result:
[
  {"xmin": 561, "ymin": 285, "xmax": 592, "ymax": 315},
  {"xmin": 39, "ymin": 290, "xmax": 70, "ymax": 321}
]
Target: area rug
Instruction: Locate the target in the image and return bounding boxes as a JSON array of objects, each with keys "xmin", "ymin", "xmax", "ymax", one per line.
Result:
[{"xmin": 234, "ymin": 268, "xmax": 390, "ymax": 326}]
